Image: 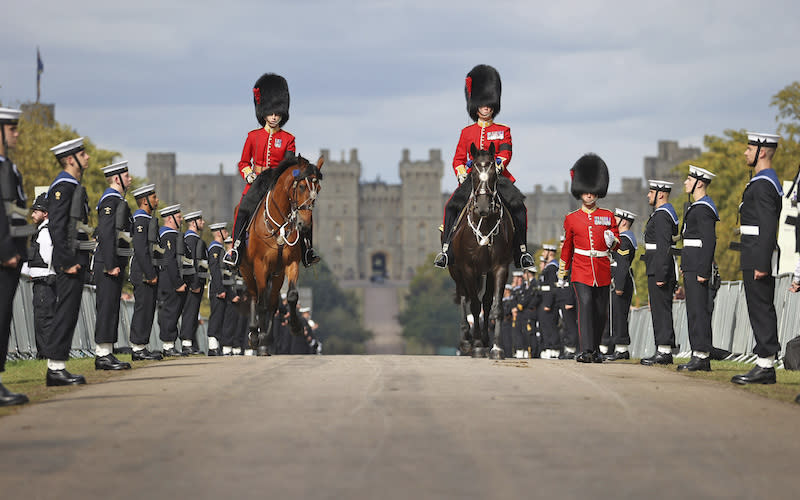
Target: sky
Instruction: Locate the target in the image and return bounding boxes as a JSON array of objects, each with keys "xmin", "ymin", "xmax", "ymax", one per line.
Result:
[{"xmin": 2, "ymin": 0, "xmax": 799, "ymax": 194}]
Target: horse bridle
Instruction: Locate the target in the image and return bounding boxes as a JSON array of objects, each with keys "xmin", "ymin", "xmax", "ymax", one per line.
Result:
[
  {"xmin": 263, "ymin": 169, "xmax": 320, "ymax": 247},
  {"xmin": 466, "ymin": 160, "xmax": 503, "ymax": 246}
]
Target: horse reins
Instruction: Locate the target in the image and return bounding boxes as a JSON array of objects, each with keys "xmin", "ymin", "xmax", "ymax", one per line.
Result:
[
  {"xmin": 466, "ymin": 164, "xmax": 503, "ymax": 247},
  {"xmin": 262, "ymin": 173, "xmax": 319, "ymax": 247}
]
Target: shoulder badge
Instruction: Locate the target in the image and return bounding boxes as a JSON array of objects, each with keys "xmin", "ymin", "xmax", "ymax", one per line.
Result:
[
  {"xmin": 104, "ymin": 207, "xmax": 112, "ymax": 215},
  {"xmin": 167, "ymin": 240, "xmax": 171, "ymax": 249},
  {"xmin": 137, "ymin": 226, "xmax": 143, "ymax": 232},
  {"xmin": 55, "ymin": 191, "xmax": 61, "ymax": 200}
]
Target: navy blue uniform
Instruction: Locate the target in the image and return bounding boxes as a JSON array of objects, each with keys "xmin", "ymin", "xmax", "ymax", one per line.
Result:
[{"xmin": 94, "ymin": 188, "xmax": 131, "ymax": 345}]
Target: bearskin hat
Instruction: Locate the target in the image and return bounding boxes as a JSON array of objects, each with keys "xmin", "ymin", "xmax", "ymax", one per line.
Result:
[
  {"xmin": 465, "ymin": 65, "xmax": 501, "ymax": 121},
  {"xmin": 570, "ymin": 153, "xmax": 609, "ymax": 200},
  {"xmin": 253, "ymin": 73, "xmax": 290, "ymax": 128}
]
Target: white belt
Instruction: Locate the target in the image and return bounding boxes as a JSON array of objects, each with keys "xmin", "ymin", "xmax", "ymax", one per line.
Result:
[
  {"xmin": 645, "ymin": 243, "xmax": 657, "ymax": 251},
  {"xmin": 540, "ymin": 285, "xmax": 551, "ymax": 291},
  {"xmin": 683, "ymin": 239, "xmax": 703, "ymax": 247},
  {"xmin": 574, "ymin": 248, "xmax": 608, "ymax": 257},
  {"xmin": 740, "ymin": 225, "xmax": 759, "ymax": 236}
]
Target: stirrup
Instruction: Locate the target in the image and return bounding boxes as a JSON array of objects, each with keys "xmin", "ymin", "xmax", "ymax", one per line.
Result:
[
  {"xmin": 433, "ymin": 252, "xmax": 449, "ymax": 269},
  {"xmin": 303, "ymin": 248, "xmax": 320, "ymax": 268},
  {"xmin": 518, "ymin": 252, "xmax": 535, "ymax": 270},
  {"xmin": 222, "ymin": 248, "xmax": 239, "ymax": 267}
]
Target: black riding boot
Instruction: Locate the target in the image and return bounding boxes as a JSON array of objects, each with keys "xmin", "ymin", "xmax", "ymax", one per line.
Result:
[
  {"xmin": 434, "ymin": 203, "xmax": 459, "ymax": 268},
  {"xmin": 511, "ymin": 206, "xmax": 534, "ymax": 269},
  {"xmin": 301, "ymin": 237, "xmax": 320, "ymax": 267},
  {"xmin": 224, "ymin": 207, "xmax": 251, "ymax": 266}
]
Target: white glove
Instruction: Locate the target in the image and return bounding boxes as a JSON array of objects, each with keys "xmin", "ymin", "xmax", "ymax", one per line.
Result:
[
  {"xmin": 246, "ymin": 172, "xmax": 257, "ymax": 184},
  {"xmin": 604, "ymin": 229, "xmax": 616, "ymax": 248},
  {"xmin": 457, "ymin": 172, "xmax": 468, "ymax": 184}
]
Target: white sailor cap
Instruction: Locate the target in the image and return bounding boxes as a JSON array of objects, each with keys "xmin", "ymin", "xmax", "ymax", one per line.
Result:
[
  {"xmin": 102, "ymin": 160, "xmax": 128, "ymax": 177},
  {"xmin": 614, "ymin": 208, "xmax": 637, "ymax": 222},
  {"xmin": 50, "ymin": 137, "xmax": 85, "ymax": 159},
  {"xmin": 299, "ymin": 306, "xmax": 311, "ymax": 313},
  {"xmin": 131, "ymin": 184, "xmax": 156, "ymax": 199},
  {"xmin": 223, "ymin": 236, "xmax": 233, "ymax": 244},
  {"xmin": 281, "ymin": 293, "xmax": 287, "ymax": 300},
  {"xmin": 542, "ymin": 243, "xmax": 557, "ymax": 252},
  {"xmin": 512, "ymin": 271, "xmax": 524, "ymax": 277},
  {"xmin": 747, "ymin": 132, "xmax": 780, "ymax": 148},
  {"xmin": 560, "ymin": 235, "xmax": 565, "ymax": 242},
  {"xmin": 0, "ymin": 107, "xmax": 22, "ymax": 124},
  {"xmin": 183, "ymin": 211, "xmax": 203, "ymax": 222},
  {"xmin": 688, "ymin": 165, "xmax": 716, "ymax": 183},
  {"xmin": 648, "ymin": 179, "xmax": 673, "ymax": 192},
  {"xmin": 209, "ymin": 222, "xmax": 227, "ymax": 231},
  {"xmin": 159, "ymin": 204, "xmax": 181, "ymax": 217},
  {"xmin": 504, "ymin": 284, "xmax": 512, "ymax": 290},
  {"xmin": 539, "ymin": 255, "xmax": 546, "ymax": 262}
]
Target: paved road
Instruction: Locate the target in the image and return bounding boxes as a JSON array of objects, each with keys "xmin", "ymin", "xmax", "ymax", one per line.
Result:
[
  {"xmin": 363, "ymin": 285, "xmax": 404, "ymax": 354},
  {"xmin": 0, "ymin": 356, "xmax": 797, "ymax": 499}
]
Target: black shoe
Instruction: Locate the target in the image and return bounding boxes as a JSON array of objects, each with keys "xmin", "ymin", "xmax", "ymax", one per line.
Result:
[
  {"xmin": 561, "ymin": 351, "xmax": 576, "ymax": 360},
  {"xmin": 303, "ymin": 248, "xmax": 321, "ymax": 268},
  {"xmin": 433, "ymin": 252, "xmax": 448, "ymax": 268},
  {"xmin": 640, "ymin": 352, "xmax": 673, "ymax": 366},
  {"xmin": 208, "ymin": 348, "xmax": 221, "ymax": 356},
  {"xmin": 0, "ymin": 383, "xmax": 28, "ymax": 407},
  {"xmin": 46, "ymin": 369, "xmax": 87, "ymax": 387},
  {"xmin": 731, "ymin": 365, "xmax": 776, "ymax": 385},
  {"xmin": 604, "ymin": 351, "xmax": 631, "ymax": 361},
  {"xmin": 575, "ymin": 351, "xmax": 594, "ymax": 363},
  {"xmin": 95, "ymin": 354, "xmax": 131, "ymax": 371},
  {"xmin": 181, "ymin": 346, "xmax": 196, "ymax": 356},
  {"xmin": 131, "ymin": 349, "xmax": 163, "ymax": 361},
  {"xmin": 162, "ymin": 347, "xmax": 187, "ymax": 357},
  {"xmin": 592, "ymin": 351, "xmax": 604, "ymax": 363},
  {"xmin": 519, "ymin": 252, "xmax": 535, "ymax": 269},
  {"xmin": 677, "ymin": 356, "xmax": 711, "ymax": 372}
]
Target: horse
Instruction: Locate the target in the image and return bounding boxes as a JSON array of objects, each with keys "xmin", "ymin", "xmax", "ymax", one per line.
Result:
[
  {"xmin": 238, "ymin": 155, "xmax": 323, "ymax": 356},
  {"xmin": 447, "ymin": 143, "xmax": 515, "ymax": 359}
]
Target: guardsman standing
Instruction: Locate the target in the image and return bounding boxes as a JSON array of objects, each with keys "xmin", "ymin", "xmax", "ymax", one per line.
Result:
[
  {"xmin": 45, "ymin": 138, "xmax": 93, "ymax": 386},
  {"xmin": 731, "ymin": 132, "xmax": 783, "ymax": 385},
  {"xmin": 206, "ymin": 222, "xmax": 228, "ymax": 356},
  {"xmin": 558, "ymin": 154, "xmax": 619, "ymax": 363},
  {"xmin": 0, "ymin": 107, "xmax": 33, "ymax": 404},
  {"xmin": 538, "ymin": 244, "xmax": 560, "ymax": 359},
  {"xmin": 180, "ymin": 211, "xmax": 208, "ymax": 354},
  {"xmin": 434, "ymin": 64, "xmax": 534, "ymax": 270},
  {"xmin": 640, "ymin": 180, "xmax": 679, "ymax": 366},
  {"xmin": 602, "ymin": 208, "xmax": 637, "ymax": 361},
  {"xmin": 128, "ymin": 184, "xmax": 163, "ymax": 361},
  {"xmin": 678, "ymin": 166, "xmax": 718, "ymax": 372},
  {"xmin": 157, "ymin": 204, "xmax": 188, "ymax": 357},
  {"xmin": 93, "ymin": 161, "xmax": 133, "ymax": 370}
]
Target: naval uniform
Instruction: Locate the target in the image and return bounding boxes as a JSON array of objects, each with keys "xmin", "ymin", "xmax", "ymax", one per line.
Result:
[
  {"xmin": 129, "ymin": 209, "xmax": 160, "ymax": 346},
  {"xmin": 739, "ymin": 169, "xmax": 783, "ymax": 358},
  {"xmin": 44, "ymin": 171, "xmax": 92, "ymax": 361},
  {"xmin": 179, "ymin": 229, "xmax": 208, "ymax": 349},
  {"xmin": 681, "ymin": 196, "xmax": 718, "ymax": 354},
  {"xmin": 601, "ymin": 230, "xmax": 637, "ymax": 348},
  {"xmin": 538, "ymin": 260, "xmax": 560, "ymax": 351},
  {"xmin": 643, "ymin": 203, "xmax": 679, "ymax": 349},
  {"xmin": 157, "ymin": 226, "xmax": 187, "ymax": 344},
  {"xmin": 0, "ymin": 155, "xmax": 31, "ymax": 372},
  {"xmin": 94, "ymin": 188, "xmax": 132, "ymax": 347},
  {"xmin": 207, "ymin": 239, "xmax": 226, "ymax": 344},
  {"xmin": 555, "ymin": 270, "xmax": 579, "ymax": 352}
]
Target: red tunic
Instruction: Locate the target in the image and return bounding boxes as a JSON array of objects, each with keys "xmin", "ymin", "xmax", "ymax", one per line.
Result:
[
  {"xmin": 559, "ymin": 207, "xmax": 619, "ymax": 286},
  {"xmin": 452, "ymin": 120, "xmax": 515, "ymax": 182},
  {"xmin": 237, "ymin": 127, "xmax": 296, "ymax": 195}
]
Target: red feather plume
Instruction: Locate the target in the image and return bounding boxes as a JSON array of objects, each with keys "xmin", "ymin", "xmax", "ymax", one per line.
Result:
[
  {"xmin": 253, "ymin": 87, "xmax": 261, "ymax": 105},
  {"xmin": 465, "ymin": 76, "xmax": 472, "ymax": 97}
]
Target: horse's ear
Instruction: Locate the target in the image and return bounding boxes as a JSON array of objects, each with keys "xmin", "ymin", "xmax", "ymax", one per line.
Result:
[
  {"xmin": 316, "ymin": 156, "xmax": 324, "ymax": 170},
  {"xmin": 489, "ymin": 142, "xmax": 495, "ymax": 158},
  {"xmin": 470, "ymin": 143, "xmax": 477, "ymax": 158}
]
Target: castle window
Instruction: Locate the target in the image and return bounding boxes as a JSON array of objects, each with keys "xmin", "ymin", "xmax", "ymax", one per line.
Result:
[
  {"xmin": 418, "ymin": 223, "xmax": 425, "ymax": 243},
  {"xmin": 376, "ymin": 223, "xmax": 384, "ymax": 245}
]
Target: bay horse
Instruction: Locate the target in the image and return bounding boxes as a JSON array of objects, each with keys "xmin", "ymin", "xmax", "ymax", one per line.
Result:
[
  {"xmin": 239, "ymin": 155, "xmax": 323, "ymax": 355},
  {"xmin": 447, "ymin": 143, "xmax": 514, "ymax": 359}
]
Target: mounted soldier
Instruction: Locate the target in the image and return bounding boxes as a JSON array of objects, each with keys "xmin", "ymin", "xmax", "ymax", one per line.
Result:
[{"xmin": 434, "ymin": 64, "xmax": 533, "ymax": 270}]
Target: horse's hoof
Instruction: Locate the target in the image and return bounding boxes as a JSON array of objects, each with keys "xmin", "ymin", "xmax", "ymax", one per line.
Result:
[
  {"xmin": 471, "ymin": 347, "xmax": 485, "ymax": 358},
  {"xmin": 257, "ymin": 346, "xmax": 271, "ymax": 357},
  {"xmin": 287, "ymin": 289, "xmax": 299, "ymax": 303},
  {"xmin": 459, "ymin": 341, "xmax": 472, "ymax": 356},
  {"xmin": 489, "ymin": 348, "xmax": 505, "ymax": 360}
]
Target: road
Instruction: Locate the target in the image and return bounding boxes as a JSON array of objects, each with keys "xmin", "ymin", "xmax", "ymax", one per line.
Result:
[
  {"xmin": 0, "ymin": 356, "xmax": 796, "ymax": 499},
  {"xmin": 363, "ymin": 285, "xmax": 404, "ymax": 354}
]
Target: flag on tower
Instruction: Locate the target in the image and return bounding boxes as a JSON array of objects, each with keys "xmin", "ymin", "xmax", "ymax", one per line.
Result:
[{"xmin": 37, "ymin": 48, "xmax": 44, "ymax": 103}]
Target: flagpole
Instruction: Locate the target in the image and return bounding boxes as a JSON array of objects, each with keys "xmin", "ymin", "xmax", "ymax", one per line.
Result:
[{"xmin": 36, "ymin": 47, "xmax": 42, "ymax": 103}]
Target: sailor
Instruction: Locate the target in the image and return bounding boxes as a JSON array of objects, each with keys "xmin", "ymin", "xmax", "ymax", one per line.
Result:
[
  {"xmin": 640, "ymin": 180, "xmax": 679, "ymax": 366},
  {"xmin": 44, "ymin": 137, "xmax": 94, "ymax": 386},
  {"xmin": 434, "ymin": 64, "xmax": 534, "ymax": 270},
  {"xmin": 93, "ymin": 161, "xmax": 133, "ymax": 370},
  {"xmin": 0, "ymin": 107, "xmax": 33, "ymax": 404},
  {"xmin": 179, "ymin": 210, "xmax": 208, "ymax": 354},
  {"xmin": 510, "ymin": 270, "xmax": 531, "ymax": 358},
  {"xmin": 206, "ymin": 222, "xmax": 228, "ymax": 356},
  {"xmin": 221, "ymin": 236, "xmax": 241, "ymax": 355},
  {"xmin": 555, "ymin": 235, "xmax": 579, "ymax": 359},
  {"xmin": 128, "ymin": 183, "xmax": 163, "ymax": 360},
  {"xmin": 602, "ymin": 208, "xmax": 637, "ymax": 361},
  {"xmin": 558, "ymin": 154, "xmax": 620, "ymax": 363},
  {"xmin": 731, "ymin": 132, "xmax": 783, "ymax": 385},
  {"xmin": 157, "ymin": 204, "xmax": 188, "ymax": 357},
  {"xmin": 538, "ymin": 244, "xmax": 560, "ymax": 359},
  {"xmin": 678, "ymin": 166, "xmax": 718, "ymax": 372}
]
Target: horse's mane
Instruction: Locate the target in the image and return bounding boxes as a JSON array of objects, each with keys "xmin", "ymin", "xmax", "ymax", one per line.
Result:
[{"xmin": 250, "ymin": 154, "xmax": 323, "ymax": 195}]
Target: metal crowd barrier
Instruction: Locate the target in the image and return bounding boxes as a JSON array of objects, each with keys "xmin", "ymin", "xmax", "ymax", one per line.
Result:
[
  {"xmin": 7, "ymin": 278, "xmax": 208, "ymax": 360},
  {"xmin": 628, "ymin": 273, "xmax": 799, "ymax": 361}
]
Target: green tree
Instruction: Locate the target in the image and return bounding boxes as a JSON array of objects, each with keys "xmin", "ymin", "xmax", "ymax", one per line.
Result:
[
  {"xmin": 397, "ymin": 255, "xmax": 462, "ymax": 350},
  {"xmin": 298, "ymin": 259, "xmax": 372, "ymax": 354}
]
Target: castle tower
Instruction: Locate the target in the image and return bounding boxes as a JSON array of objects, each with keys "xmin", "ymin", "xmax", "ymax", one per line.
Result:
[
  {"xmin": 146, "ymin": 153, "xmax": 177, "ymax": 204},
  {"xmin": 399, "ymin": 149, "xmax": 444, "ymax": 280}
]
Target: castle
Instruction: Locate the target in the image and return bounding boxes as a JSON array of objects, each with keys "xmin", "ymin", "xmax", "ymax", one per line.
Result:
[{"xmin": 145, "ymin": 140, "xmax": 700, "ymax": 282}]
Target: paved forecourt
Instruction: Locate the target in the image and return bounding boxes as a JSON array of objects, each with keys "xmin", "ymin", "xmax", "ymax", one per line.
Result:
[{"xmin": 0, "ymin": 355, "xmax": 796, "ymax": 499}]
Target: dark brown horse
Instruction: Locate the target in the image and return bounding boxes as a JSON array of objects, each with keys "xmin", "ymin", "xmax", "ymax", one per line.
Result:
[
  {"xmin": 239, "ymin": 155, "xmax": 323, "ymax": 355},
  {"xmin": 447, "ymin": 143, "xmax": 514, "ymax": 359}
]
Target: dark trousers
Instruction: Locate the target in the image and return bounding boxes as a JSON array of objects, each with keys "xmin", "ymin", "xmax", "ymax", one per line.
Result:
[
  {"xmin": 221, "ymin": 296, "xmax": 240, "ymax": 347},
  {"xmin": 130, "ymin": 281, "xmax": 157, "ymax": 345},
  {"xmin": 559, "ymin": 305, "xmax": 579, "ymax": 349},
  {"xmin": 538, "ymin": 306, "xmax": 560, "ymax": 349},
  {"xmin": 208, "ymin": 295, "xmax": 226, "ymax": 340},
  {"xmin": 601, "ymin": 288, "xmax": 633, "ymax": 347},
  {"xmin": 94, "ymin": 269, "xmax": 124, "ymax": 344},
  {"xmin": 500, "ymin": 318, "xmax": 513, "ymax": 354},
  {"xmin": 179, "ymin": 290, "xmax": 202, "ymax": 343},
  {"xmin": 684, "ymin": 272, "xmax": 712, "ymax": 353},
  {"xmin": 236, "ymin": 311, "xmax": 249, "ymax": 349},
  {"xmin": 32, "ymin": 278, "xmax": 56, "ymax": 357},
  {"xmin": 742, "ymin": 271, "xmax": 780, "ymax": 358},
  {"xmin": 158, "ymin": 288, "xmax": 187, "ymax": 342},
  {"xmin": 573, "ymin": 282, "xmax": 609, "ymax": 353},
  {"xmin": 42, "ymin": 270, "xmax": 86, "ymax": 361},
  {"xmin": 0, "ymin": 264, "xmax": 22, "ymax": 372},
  {"xmin": 647, "ymin": 276, "xmax": 675, "ymax": 347}
]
